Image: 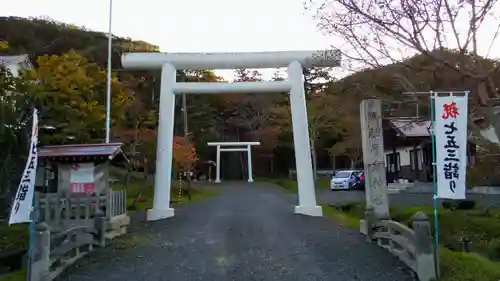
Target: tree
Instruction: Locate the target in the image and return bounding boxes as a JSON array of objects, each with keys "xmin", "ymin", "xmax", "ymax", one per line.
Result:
[
  {"xmin": 328, "ymin": 98, "xmax": 362, "ymax": 168},
  {"xmin": 230, "ymin": 69, "xmax": 284, "ymax": 174},
  {"xmin": 117, "ymin": 98, "xmax": 157, "ymax": 169},
  {"xmin": 0, "ymin": 65, "xmax": 32, "ymax": 216},
  {"xmin": 0, "ymin": 65, "xmax": 27, "ymax": 129},
  {"xmin": 272, "ymin": 91, "xmax": 344, "ymax": 180},
  {"xmin": 303, "ymin": 67, "xmax": 334, "ymax": 98},
  {"xmin": 307, "ymin": 0, "xmax": 500, "ymax": 144},
  {"xmin": 173, "ymin": 136, "xmax": 198, "ymax": 172},
  {"xmin": 0, "ymin": 17, "xmax": 159, "ymax": 68},
  {"xmin": 0, "ymin": 40, "xmax": 8, "ymax": 50},
  {"xmin": 303, "ymin": 68, "xmax": 342, "ymax": 175},
  {"xmin": 23, "ymin": 51, "xmax": 133, "ymax": 144}
]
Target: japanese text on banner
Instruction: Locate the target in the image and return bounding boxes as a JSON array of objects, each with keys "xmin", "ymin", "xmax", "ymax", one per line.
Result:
[
  {"xmin": 9, "ymin": 109, "xmax": 39, "ymax": 225},
  {"xmin": 434, "ymin": 95, "xmax": 468, "ymax": 199}
]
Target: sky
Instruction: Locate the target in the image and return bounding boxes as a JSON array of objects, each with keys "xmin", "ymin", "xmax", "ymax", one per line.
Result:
[{"xmin": 2, "ymin": 0, "xmax": 334, "ymax": 80}]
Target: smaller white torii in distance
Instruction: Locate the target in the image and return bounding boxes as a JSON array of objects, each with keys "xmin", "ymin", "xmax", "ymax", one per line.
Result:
[{"xmin": 207, "ymin": 141, "xmax": 260, "ymax": 183}]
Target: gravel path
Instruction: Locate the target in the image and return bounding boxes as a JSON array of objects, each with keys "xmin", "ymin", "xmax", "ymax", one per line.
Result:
[{"xmin": 60, "ymin": 182, "xmax": 414, "ymax": 281}]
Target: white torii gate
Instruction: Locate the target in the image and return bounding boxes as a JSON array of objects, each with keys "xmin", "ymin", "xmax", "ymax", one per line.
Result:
[
  {"xmin": 121, "ymin": 50, "xmax": 341, "ymax": 221},
  {"xmin": 207, "ymin": 141, "xmax": 260, "ymax": 183}
]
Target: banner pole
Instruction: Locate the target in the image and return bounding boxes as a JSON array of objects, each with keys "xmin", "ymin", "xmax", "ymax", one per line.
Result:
[
  {"xmin": 27, "ymin": 190, "xmax": 35, "ymax": 281},
  {"xmin": 26, "ymin": 108, "xmax": 38, "ymax": 281},
  {"xmin": 429, "ymin": 91, "xmax": 440, "ymax": 277}
]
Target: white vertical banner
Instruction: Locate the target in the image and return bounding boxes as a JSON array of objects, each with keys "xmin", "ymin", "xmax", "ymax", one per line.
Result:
[
  {"xmin": 9, "ymin": 108, "xmax": 39, "ymax": 225},
  {"xmin": 434, "ymin": 94, "xmax": 468, "ymax": 199}
]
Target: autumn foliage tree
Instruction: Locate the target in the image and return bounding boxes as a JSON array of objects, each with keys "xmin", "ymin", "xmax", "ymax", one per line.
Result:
[
  {"xmin": 1, "ymin": 16, "xmax": 361, "ymax": 177},
  {"xmin": 22, "ymin": 51, "xmax": 132, "ymax": 144},
  {"xmin": 115, "ymin": 127, "xmax": 157, "ymax": 174},
  {"xmin": 0, "ymin": 40, "xmax": 8, "ymax": 50},
  {"xmin": 173, "ymin": 136, "xmax": 198, "ymax": 173}
]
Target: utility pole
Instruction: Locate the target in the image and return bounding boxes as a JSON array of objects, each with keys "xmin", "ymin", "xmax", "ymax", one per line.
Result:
[
  {"xmin": 180, "ymin": 72, "xmax": 192, "ymax": 200},
  {"xmin": 105, "ymin": 0, "xmax": 113, "ymax": 143},
  {"xmin": 182, "ymin": 94, "xmax": 188, "ymax": 137}
]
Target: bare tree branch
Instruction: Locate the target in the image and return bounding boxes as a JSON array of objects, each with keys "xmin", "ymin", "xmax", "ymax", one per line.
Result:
[{"xmin": 306, "ymin": 0, "xmax": 500, "ymax": 145}]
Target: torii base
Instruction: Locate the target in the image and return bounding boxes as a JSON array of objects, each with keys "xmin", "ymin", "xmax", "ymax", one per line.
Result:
[
  {"xmin": 294, "ymin": 205, "xmax": 323, "ymax": 217},
  {"xmin": 147, "ymin": 207, "xmax": 175, "ymax": 221}
]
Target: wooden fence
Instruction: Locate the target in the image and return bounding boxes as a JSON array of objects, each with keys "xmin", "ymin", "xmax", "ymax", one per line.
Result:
[
  {"xmin": 360, "ymin": 209, "xmax": 436, "ymax": 281},
  {"xmin": 108, "ymin": 190, "xmax": 126, "ymax": 218},
  {"xmin": 30, "ymin": 191, "xmax": 128, "ymax": 281}
]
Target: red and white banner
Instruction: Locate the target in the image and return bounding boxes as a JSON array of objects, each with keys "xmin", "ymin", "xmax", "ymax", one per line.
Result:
[{"xmin": 434, "ymin": 94, "xmax": 468, "ymax": 200}]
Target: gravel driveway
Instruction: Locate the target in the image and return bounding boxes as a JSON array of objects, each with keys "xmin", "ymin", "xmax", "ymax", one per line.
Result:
[{"xmin": 60, "ymin": 182, "xmax": 414, "ymax": 281}]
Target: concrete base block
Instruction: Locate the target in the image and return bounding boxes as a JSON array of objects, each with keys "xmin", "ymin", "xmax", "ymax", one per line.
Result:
[
  {"xmin": 294, "ymin": 205, "xmax": 323, "ymax": 217},
  {"xmin": 147, "ymin": 208, "xmax": 175, "ymax": 221}
]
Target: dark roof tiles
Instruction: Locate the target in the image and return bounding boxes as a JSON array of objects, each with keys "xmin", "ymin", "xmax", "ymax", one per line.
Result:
[{"xmin": 39, "ymin": 143, "xmax": 126, "ymax": 161}]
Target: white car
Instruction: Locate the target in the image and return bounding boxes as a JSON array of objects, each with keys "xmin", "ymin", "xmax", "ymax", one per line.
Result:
[{"xmin": 330, "ymin": 170, "xmax": 360, "ymax": 190}]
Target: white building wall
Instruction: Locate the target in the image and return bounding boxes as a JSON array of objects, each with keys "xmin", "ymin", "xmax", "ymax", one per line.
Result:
[{"xmin": 384, "ymin": 146, "xmax": 412, "ymax": 167}]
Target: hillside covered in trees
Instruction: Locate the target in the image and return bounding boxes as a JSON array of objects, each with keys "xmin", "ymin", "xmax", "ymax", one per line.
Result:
[
  {"xmin": 2, "ymin": 15, "xmax": 500, "ymax": 186},
  {"xmin": 0, "ymin": 16, "xmax": 353, "ymax": 184}
]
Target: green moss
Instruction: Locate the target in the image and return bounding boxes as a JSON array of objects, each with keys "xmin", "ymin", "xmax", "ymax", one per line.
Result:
[
  {"xmin": 273, "ymin": 179, "xmax": 298, "ymax": 193},
  {"xmin": 439, "ymin": 247, "xmax": 500, "ymax": 281},
  {"xmin": 0, "ymin": 269, "xmax": 25, "ymax": 281},
  {"xmin": 323, "ymin": 205, "xmax": 361, "ymax": 228},
  {"xmin": 0, "ymin": 224, "xmax": 29, "ymax": 252}
]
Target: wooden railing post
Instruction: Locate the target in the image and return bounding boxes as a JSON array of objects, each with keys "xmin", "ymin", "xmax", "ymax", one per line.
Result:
[
  {"xmin": 412, "ymin": 212, "xmax": 437, "ymax": 281},
  {"xmin": 30, "ymin": 222, "xmax": 50, "ymax": 281},
  {"xmin": 94, "ymin": 210, "xmax": 107, "ymax": 247},
  {"xmin": 106, "ymin": 191, "xmax": 111, "ymax": 220}
]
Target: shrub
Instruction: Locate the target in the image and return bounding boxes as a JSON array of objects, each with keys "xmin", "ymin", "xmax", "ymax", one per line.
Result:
[
  {"xmin": 467, "ymin": 144, "xmax": 500, "ymax": 187},
  {"xmin": 442, "ymin": 200, "xmax": 476, "ymax": 210},
  {"xmin": 440, "ymin": 247, "xmax": 500, "ymax": 281},
  {"xmin": 485, "ymin": 239, "xmax": 500, "ymax": 261}
]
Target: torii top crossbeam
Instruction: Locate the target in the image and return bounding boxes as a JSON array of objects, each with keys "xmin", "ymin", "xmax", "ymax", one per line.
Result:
[
  {"xmin": 207, "ymin": 141, "xmax": 260, "ymax": 146},
  {"xmin": 122, "ymin": 50, "xmax": 341, "ymax": 70}
]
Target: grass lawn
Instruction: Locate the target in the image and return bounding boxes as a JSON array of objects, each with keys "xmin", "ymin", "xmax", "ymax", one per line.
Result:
[
  {"xmin": 110, "ymin": 167, "xmax": 219, "ymax": 211},
  {"xmin": 112, "ymin": 179, "xmax": 218, "ymax": 211},
  {"xmin": 0, "ymin": 268, "xmax": 25, "ymax": 281},
  {"xmin": 272, "ymin": 178, "xmax": 330, "ymax": 193},
  {"xmin": 0, "ymin": 224, "xmax": 30, "ymax": 281},
  {"xmin": 324, "ymin": 203, "xmax": 500, "ymax": 281}
]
